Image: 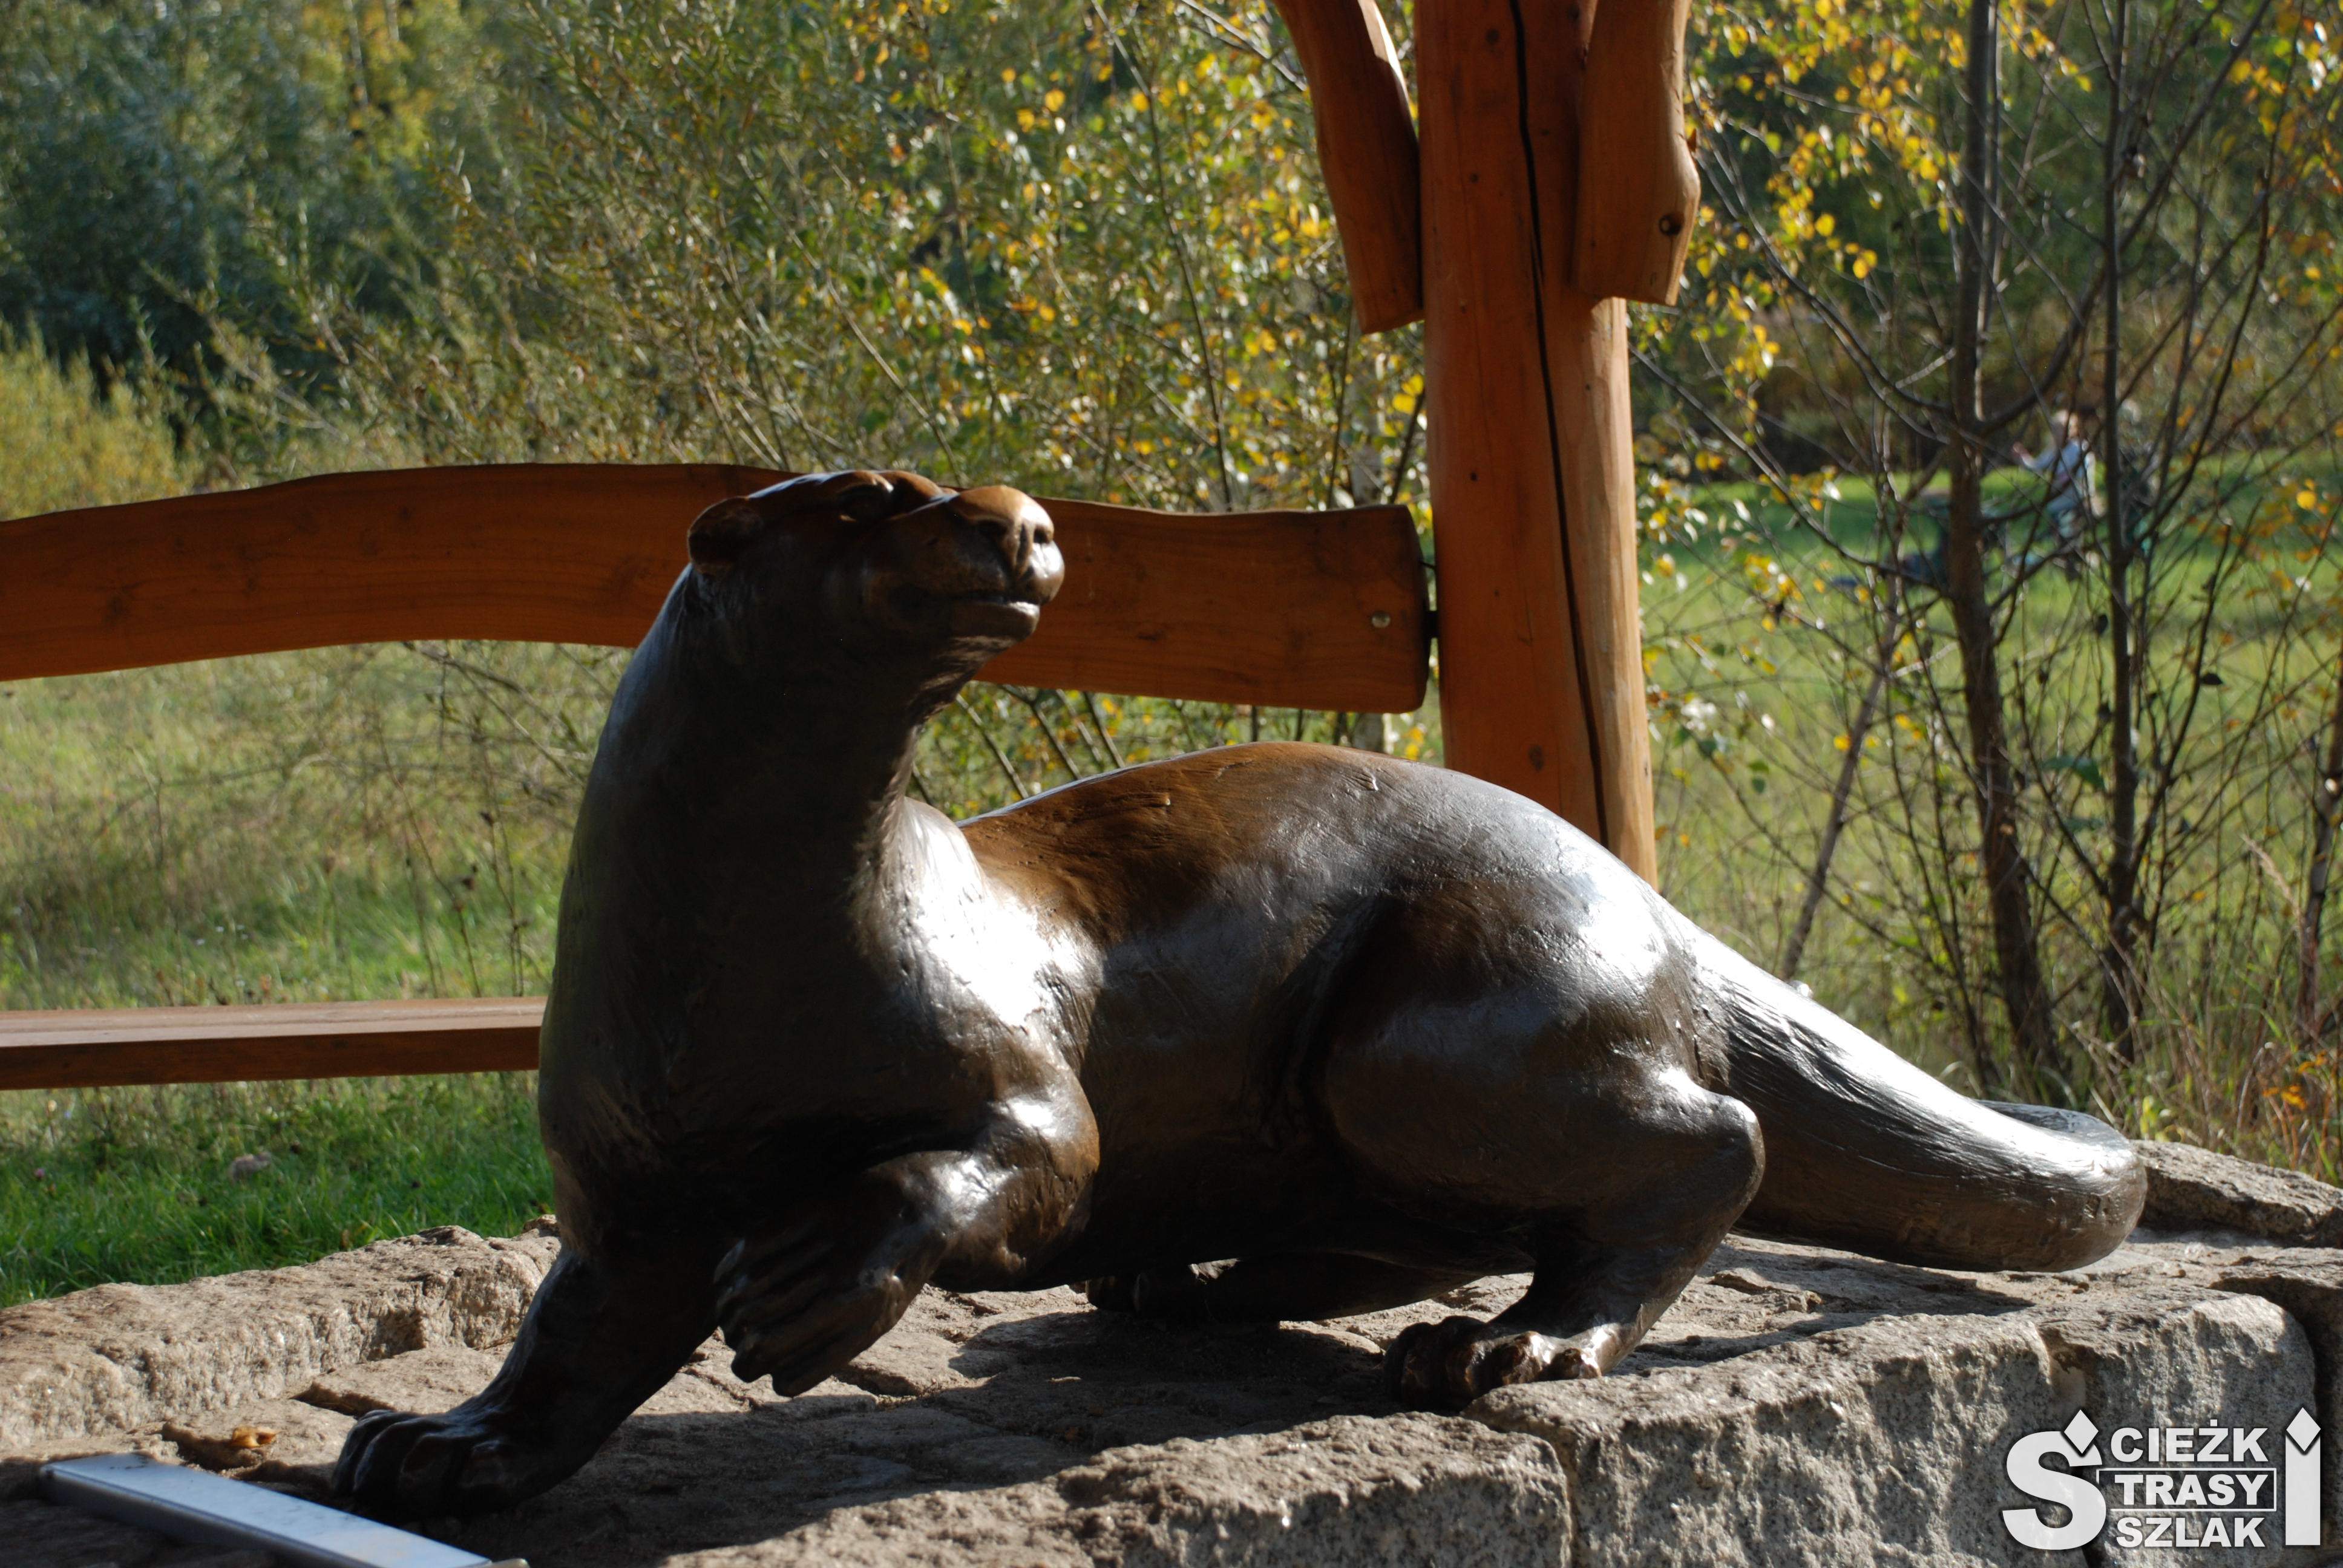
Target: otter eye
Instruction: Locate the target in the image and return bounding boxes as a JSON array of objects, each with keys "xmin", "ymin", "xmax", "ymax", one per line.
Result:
[{"xmin": 839, "ymin": 485, "xmax": 906, "ymax": 524}]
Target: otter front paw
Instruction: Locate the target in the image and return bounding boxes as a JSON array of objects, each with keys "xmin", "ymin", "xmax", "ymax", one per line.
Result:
[
  {"xmin": 334, "ymin": 1401, "xmax": 580, "ymax": 1519},
  {"xmin": 1082, "ymin": 1273, "xmax": 1141, "ymax": 1313},
  {"xmin": 717, "ymin": 1175, "xmax": 952, "ymax": 1394},
  {"xmin": 1385, "ymin": 1316, "xmax": 1604, "ymax": 1409}
]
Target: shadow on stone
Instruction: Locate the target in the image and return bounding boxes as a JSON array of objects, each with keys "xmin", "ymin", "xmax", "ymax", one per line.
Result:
[{"xmin": 10, "ymin": 1207, "xmax": 2342, "ymax": 1567}]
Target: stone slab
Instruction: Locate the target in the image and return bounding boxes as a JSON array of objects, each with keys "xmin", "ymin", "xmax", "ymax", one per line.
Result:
[
  {"xmin": 5, "ymin": 1161, "xmax": 2342, "ymax": 1566},
  {"xmin": 2135, "ymin": 1141, "xmax": 2343, "ymax": 1249},
  {"xmin": 0, "ymin": 1223, "xmax": 560, "ymax": 1452}
]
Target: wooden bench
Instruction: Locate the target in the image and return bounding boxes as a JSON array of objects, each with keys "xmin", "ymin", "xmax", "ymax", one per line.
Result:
[
  {"xmin": 2, "ymin": 0, "xmax": 1708, "ymax": 1089},
  {"xmin": 0, "ymin": 463, "xmax": 1427, "ymax": 1089}
]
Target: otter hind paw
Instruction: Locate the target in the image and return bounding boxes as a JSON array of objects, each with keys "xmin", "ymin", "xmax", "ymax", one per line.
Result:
[
  {"xmin": 1080, "ymin": 1263, "xmax": 1217, "ymax": 1320},
  {"xmin": 1385, "ymin": 1315, "xmax": 1604, "ymax": 1409}
]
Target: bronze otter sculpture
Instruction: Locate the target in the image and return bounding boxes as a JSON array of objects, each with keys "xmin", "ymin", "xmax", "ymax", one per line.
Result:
[{"xmin": 333, "ymin": 469, "xmax": 2146, "ymax": 1517}]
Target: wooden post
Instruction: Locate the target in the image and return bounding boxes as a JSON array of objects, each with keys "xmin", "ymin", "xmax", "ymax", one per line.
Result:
[
  {"xmin": 1268, "ymin": 0, "xmax": 1425, "ymax": 334},
  {"xmin": 1417, "ymin": 0, "xmax": 1658, "ymax": 880},
  {"xmin": 1573, "ymin": 0, "xmax": 1700, "ymax": 307}
]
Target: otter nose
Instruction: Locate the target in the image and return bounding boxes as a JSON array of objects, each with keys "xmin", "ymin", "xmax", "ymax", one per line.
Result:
[{"xmin": 952, "ymin": 486, "xmax": 1057, "ymax": 579}]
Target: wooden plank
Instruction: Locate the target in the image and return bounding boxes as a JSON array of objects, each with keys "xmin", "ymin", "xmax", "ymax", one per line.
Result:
[
  {"xmin": 1418, "ymin": 0, "xmax": 1657, "ymax": 879},
  {"xmin": 0, "ymin": 999, "xmax": 542, "ymax": 1089},
  {"xmin": 1270, "ymin": 0, "xmax": 1425, "ymax": 333},
  {"xmin": 0, "ymin": 465, "xmax": 1428, "ymax": 713},
  {"xmin": 1572, "ymin": 0, "xmax": 1700, "ymax": 305},
  {"xmin": 992, "ymin": 491, "xmax": 1427, "ymax": 711}
]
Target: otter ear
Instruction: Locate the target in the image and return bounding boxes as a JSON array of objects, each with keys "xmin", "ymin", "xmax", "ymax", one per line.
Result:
[
  {"xmin": 875, "ymin": 470, "xmax": 946, "ymax": 506},
  {"xmin": 687, "ymin": 497, "xmax": 768, "ymax": 575}
]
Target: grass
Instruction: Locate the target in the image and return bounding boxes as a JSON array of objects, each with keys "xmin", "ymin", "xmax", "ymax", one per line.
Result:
[
  {"xmin": 2, "ymin": 338, "xmax": 2336, "ymax": 1301},
  {"xmin": 1638, "ymin": 456, "xmax": 2343, "ymax": 1178},
  {"xmin": 0, "ymin": 1075, "xmax": 548, "ymax": 1307},
  {"xmin": 0, "ymin": 648, "xmax": 593, "ymax": 1011},
  {"xmin": 0, "ymin": 342, "xmax": 574, "ymax": 1302},
  {"xmin": 1670, "ymin": 449, "xmax": 2343, "ymax": 560},
  {"xmin": 0, "ymin": 642, "xmax": 581, "ymax": 1304}
]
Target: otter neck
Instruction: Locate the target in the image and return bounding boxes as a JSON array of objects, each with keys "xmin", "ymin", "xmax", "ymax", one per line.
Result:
[{"xmin": 643, "ymin": 615, "xmax": 969, "ymax": 909}]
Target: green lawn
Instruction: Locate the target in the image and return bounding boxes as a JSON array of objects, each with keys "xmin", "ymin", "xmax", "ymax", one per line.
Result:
[
  {"xmin": 5, "ymin": 459, "xmax": 2337, "ymax": 1304},
  {"xmin": 1, "ymin": 644, "xmax": 593, "ymax": 1304},
  {"xmin": 0, "ymin": 1074, "xmax": 548, "ymax": 1307},
  {"xmin": 1638, "ymin": 457, "xmax": 2342, "ymax": 1180},
  {"xmin": 0, "ymin": 645, "xmax": 1351, "ymax": 1302}
]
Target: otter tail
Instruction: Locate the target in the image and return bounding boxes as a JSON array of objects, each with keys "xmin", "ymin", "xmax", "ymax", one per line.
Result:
[{"xmin": 1696, "ymin": 932, "xmax": 2144, "ymax": 1271}]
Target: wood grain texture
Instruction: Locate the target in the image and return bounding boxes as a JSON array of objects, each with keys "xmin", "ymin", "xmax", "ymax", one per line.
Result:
[
  {"xmin": 0, "ymin": 999, "xmax": 542, "ymax": 1088},
  {"xmin": 1270, "ymin": 0, "xmax": 1424, "ymax": 333},
  {"xmin": 1572, "ymin": 0, "xmax": 1700, "ymax": 304},
  {"xmin": 1418, "ymin": 0, "xmax": 1657, "ymax": 880},
  {"xmin": 0, "ymin": 465, "xmax": 1429, "ymax": 713}
]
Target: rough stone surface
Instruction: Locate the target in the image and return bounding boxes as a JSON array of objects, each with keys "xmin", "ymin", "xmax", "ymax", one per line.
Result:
[
  {"xmin": 2135, "ymin": 1138, "xmax": 2343, "ymax": 1247},
  {"xmin": 1476, "ymin": 1273, "xmax": 2317, "ymax": 1566},
  {"xmin": 6, "ymin": 1165, "xmax": 2343, "ymax": 1566},
  {"xmin": 0, "ymin": 1497, "xmax": 272, "ymax": 1567},
  {"xmin": 2216, "ymin": 1252, "xmax": 2343, "ymax": 1548},
  {"xmin": 0, "ymin": 1223, "xmax": 560, "ymax": 1451}
]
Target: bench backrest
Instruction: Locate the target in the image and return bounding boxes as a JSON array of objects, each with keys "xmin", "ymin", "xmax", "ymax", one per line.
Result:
[{"xmin": 0, "ymin": 464, "xmax": 1429, "ymax": 1088}]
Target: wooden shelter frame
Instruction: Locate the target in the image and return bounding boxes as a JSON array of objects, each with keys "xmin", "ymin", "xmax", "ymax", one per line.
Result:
[{"xmin": 0, "ymin": 0, "xmax": 1698, "ymax": 1090}]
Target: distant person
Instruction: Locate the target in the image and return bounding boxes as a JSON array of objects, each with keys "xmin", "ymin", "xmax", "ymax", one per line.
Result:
[
  {"xmin": 1883, "ymin": 413, "xmax": 2089, "ymax": 593},
  {"xmin": 2013, "ymin": 409, "xmax": 2096, "ymax": 556}
]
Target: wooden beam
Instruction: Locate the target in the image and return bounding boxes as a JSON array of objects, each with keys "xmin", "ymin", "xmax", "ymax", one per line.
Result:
[
  {"xmin": 1270, "ymin": 0, "xmax": 1425, "ymax": 334},
  {"xmin": 1573, "ymin": 0, "xmax": 1700, "ymax": 305},
  {"xmin": 0, "ymin": 465, "xmax": 1428, "ymax": 714},
  {"xmin": 0, "ymin": 999, "xmax": 542, "ymax": 1089},
  {"xmin": 1418, "ymin": 0, "xmax": 1657, "ymax": 879}
]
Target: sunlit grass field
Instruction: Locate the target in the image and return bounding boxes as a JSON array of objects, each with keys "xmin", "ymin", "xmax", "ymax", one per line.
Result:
[
  {"xmin": 0, "ymin": 646, "xmax": 587, "ymax": 1304},
  {"xmin": 0, "ymin": 1075, "xmax": 545, "ymax": 1305},
  {"xmin": 4, "ymin": 429, "xmax": 2338, "ymax": 1303}
]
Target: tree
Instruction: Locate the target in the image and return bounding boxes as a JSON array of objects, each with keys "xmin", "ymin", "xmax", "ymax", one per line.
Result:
[
  {"xmin": 1647, "ymin": 0, "xmax": 2343, "ymax": 1102},
  {"xmin": 0, "ymin": 0, "xmax": 491, "ymax": 381}
]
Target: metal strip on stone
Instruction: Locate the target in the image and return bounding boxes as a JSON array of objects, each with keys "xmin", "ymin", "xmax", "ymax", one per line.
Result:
[{"xmin": 41, "ymin": 1452, "xmax": 514, "ymax": 1568}]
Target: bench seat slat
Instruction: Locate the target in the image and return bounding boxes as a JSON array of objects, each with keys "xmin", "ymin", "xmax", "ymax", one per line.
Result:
[{"xmin": 0, "ymin": 999, "xmax": 543, "ymax": 1089}]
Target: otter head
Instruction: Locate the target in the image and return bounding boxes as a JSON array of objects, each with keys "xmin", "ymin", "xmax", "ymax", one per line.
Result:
[{"xmin": 685, "ymin": 469, "xmax": 1063, "ymax": 688}]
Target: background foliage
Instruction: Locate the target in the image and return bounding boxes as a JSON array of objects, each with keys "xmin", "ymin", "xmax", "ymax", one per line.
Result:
[{"xmin": 2, "ymin": 0, "xmax": 2339, "ymax": 1299}]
